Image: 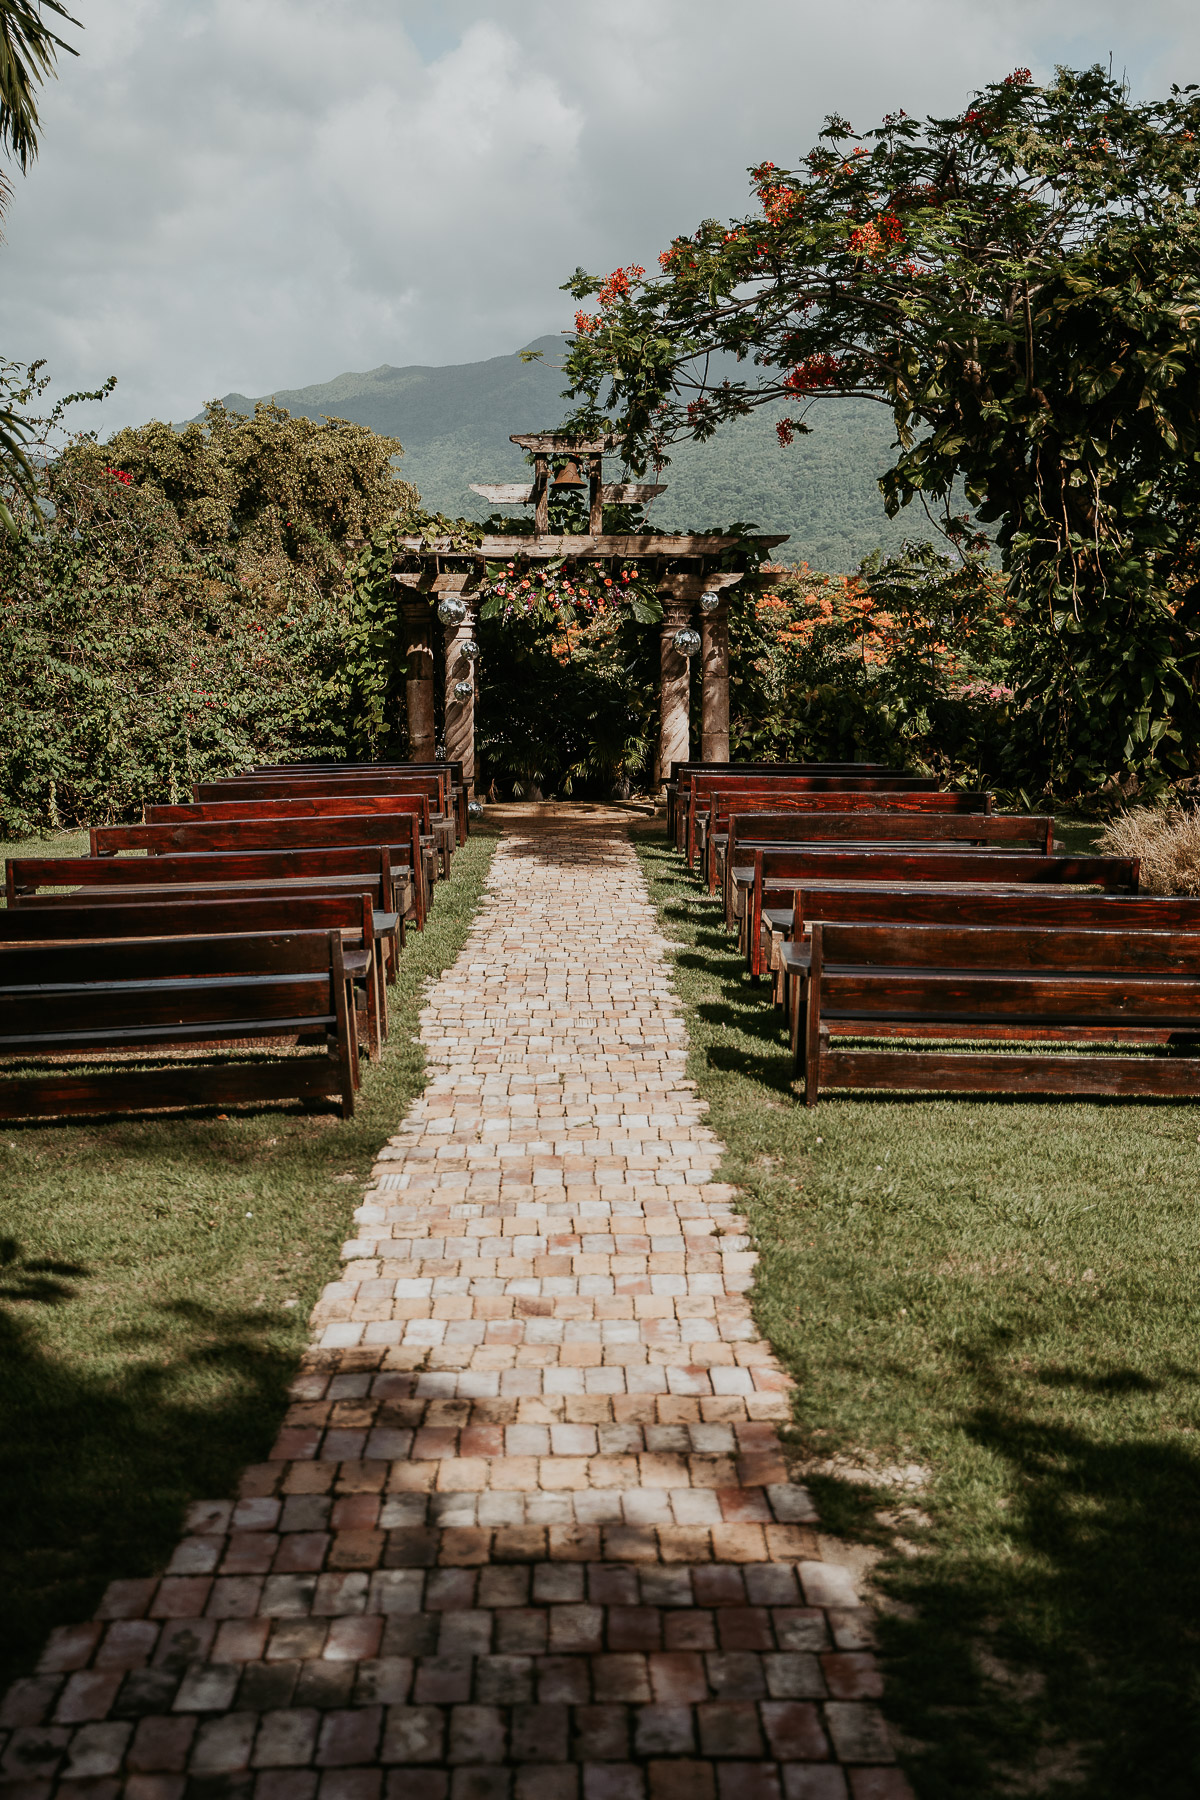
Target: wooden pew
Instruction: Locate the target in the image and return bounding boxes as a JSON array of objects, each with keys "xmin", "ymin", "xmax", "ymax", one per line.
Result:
[
  {"xmin": 800, "ymin": 921, "xmax": 1200, "ymax": 1103},
  {"xmin": 725, "ymin": 810, "xmax": 1057, "ymax": 920},
  {"xmin": 776, "ymin": 887, "xmax": 1200, "ymax": 1065},
  {"xmin": 89, "ymin": 815, "xmax": 429, "ymax": 928},
  {"xmin": 667, "ymin": 760, "xmax": 889, "ymax": 839},
  {"xmin": 7, "ymin": 844, "xmax": 406, "ymax": 930},
  {"xmin": 0, "ymin": 930, "xmax": 357, "ymax": 1120},
  {"xmin": 683, "ymin": 773, "xmax": 941, "ymax": 863},
  {"xmin": 145, "ymin": 792, "xmax": 450, "ymax": 883},
  {"xmin": 0, "ymin": 892, "xmax": 389, "ymax": 1061},
  {"xmin": 737, "ymin": 848, "xmax": 1139, "ymax": 977},
  {"xmin": 205, "ymin": 769, "xmax": 466, "ymax": 846},
  {"xmin": 702, "ymin": 789, "xmax": 996, "ymax": 892}
]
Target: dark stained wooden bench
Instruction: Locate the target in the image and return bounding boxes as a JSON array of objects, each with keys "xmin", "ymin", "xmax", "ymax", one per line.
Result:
[
  {"xmin": 203, "ymin": 769, "xmax": 465, "ymax": 846},
  {"xmin": 144, "ymin": 793, "xmax": 448, "ymax": 870},
  {"xmin": 737, "ymin": 848, "xmax": 1139, "ymax": 976},
  {"xmin": 716, "ymin": 807, "xmax": 1047, "ymax": 907},
  {"xmin": 701, "ymin": 788, "xmax": 997, "ymax": 890},
  {"xmin": 666, "ymin": 760, "xmax": 889, "ymax": 839},
  {"xmin": 777, "ymin": 887, "xmax": 1200, "ymax": 1065},
  {"xmin": 88, "ymin": 816, "xmax": 430, "ymax": 928},
  {"xmin": 0, "ymin": 930, "xmax": 357, "ymax": 1120},
  {"xmin": 683, "ymin": 773, "xmax": 941, "ymax": 862},
  {"xmin": 799, "ymin": 921, "xmax": 1200, "ymax": 1103},
  {"xmin": 0, "ymin": 892, "xmax": 390, "ymax": 1061}
]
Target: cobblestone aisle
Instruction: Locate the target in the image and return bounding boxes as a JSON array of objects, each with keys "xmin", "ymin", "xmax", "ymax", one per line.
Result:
[{"xmin": 1, "ymin": 811, "xmax": 910, "ymax": 1800}]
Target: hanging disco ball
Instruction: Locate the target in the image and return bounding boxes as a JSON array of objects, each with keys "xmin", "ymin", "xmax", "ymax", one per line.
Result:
[
  {"xmin": 437, "ymin": 595, "xmax": 467, "ymax": 626},
  {"xmin": 699, "ymin": 590, "xmax": 722, "ymax": 613},
  {"xmin": 453, "ymin": 679, "xmax": 474, "ymax": 700},
  {"xmin": 673, "ymin": 627, "xmax": 702, "ymax": 658},
  {"xmin": 460, "ymin": 639, "xmax": 480, "ymax": 660}
]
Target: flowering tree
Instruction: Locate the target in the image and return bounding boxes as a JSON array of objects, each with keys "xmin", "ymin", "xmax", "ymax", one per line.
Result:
[{"xmin": 563, "ymin": 66, "xmax": 1200, "ymax": 792}]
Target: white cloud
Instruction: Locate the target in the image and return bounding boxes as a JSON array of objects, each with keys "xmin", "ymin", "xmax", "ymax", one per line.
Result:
[{"xmin": 1, "ymin": 0, "xmax": 1198, "ymax": 435}]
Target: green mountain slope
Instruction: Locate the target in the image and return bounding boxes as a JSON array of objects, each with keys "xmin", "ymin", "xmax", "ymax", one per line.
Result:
[{"xmin": 213, "ymin": 335, "xmax": 925, "ymax": 571}]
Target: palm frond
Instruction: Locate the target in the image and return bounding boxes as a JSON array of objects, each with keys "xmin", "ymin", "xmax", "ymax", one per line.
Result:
[{"xmin": 0, "ymin": 0, "xmax": 80, "ymax": 174}]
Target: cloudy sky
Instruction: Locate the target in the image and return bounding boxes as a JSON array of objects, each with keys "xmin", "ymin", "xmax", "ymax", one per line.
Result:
[{"xmin": 2, "ymin": 0, "xmax": 1197, "ymax": 436}]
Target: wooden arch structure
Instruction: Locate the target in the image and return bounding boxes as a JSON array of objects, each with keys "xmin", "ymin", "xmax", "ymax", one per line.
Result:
[{"xmin": 391, "ymin": 432, "xmax": 787, "ymax": 792}]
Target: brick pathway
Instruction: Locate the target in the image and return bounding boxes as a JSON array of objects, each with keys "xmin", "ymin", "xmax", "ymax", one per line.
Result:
[{"xmin": 1, "ymin": 810, "xmax": 910, "ymax": 1800}]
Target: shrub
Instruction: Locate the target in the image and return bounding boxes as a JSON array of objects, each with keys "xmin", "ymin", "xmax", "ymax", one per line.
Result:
[{"xmin": 0, "ymin": 388, "xmax": 421, "ymax": 832}]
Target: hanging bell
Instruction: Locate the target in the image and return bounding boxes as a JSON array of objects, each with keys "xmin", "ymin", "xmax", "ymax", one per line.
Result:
[
  {"xmin": 673, "ymin": 627, "xmax": 702, "ymax": 658},
  {"xmin": 552, "ymin": 457, "xmax": 587, "ymax": 487},
  {"xmin": 699, "ymin": 589, "xmax": 722, "ymax": 613},
  {"xmin": 461, "ymin": 639, "xmax": 480, "ymax": 660},
  {"xmin": 453, "ymin": 679, "xmax": 474, "ymax": 701},
  {"xmin": 437, "ymin": 594, "xmax": 468, "ymax": 626}
]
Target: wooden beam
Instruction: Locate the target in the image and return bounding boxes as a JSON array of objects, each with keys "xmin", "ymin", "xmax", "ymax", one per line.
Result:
[
  {"xmin": 396, "ymin": 533, "xmax": 790, "ymax": 558},
  {"xmin": 469, "ymin": 483, "xmax": 535, "ymax": 504},
  {"xmin": 601, "ymin": 483, "xmax": 668, "ymax": 504},
  {"xmin": 510, "ymin": 432, "xmax": 617, "ymax": 454}
]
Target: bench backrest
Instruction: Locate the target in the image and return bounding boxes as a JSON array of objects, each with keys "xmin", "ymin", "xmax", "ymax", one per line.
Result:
[
  {"xmin": 789, "ymin": 884, "xmax": 1200, "ymax": 935},
  {"xmin": 200, "ymin": 772, "xmax": 445, "ymax": 806},
  {"xmin": 685, "ymin": 772, "xmax": 942, "ymax": 858},
  {"xmin": 814, "ymin": 921, "xmax": 1200, "ymax": 974},
  {"xmin": 146, "ymin": 795, "xmax": 430, "ymax": 828},
  {"xmin": 91, "ymin": 813, "xmax": 423, "ymax": 865},
  {"xmin": 0, "ymin": 930, "xmax": 347, "ymax": 1039},
  {"xmin": 0, "ymin": 892, "xmax": 374, "ymax": 946},
  {"xmin": 710, "ymin": 790, "xmax": 994, "ymax": 826},
  {"xmin": 6, "ymin": 846, "xmax": 394, "ymax": 907},
  {"xmin": 752, "ymin": 847, "xmax": 1134, "ymax": 889},
  {"xmin": 732, "ymin": 811, "xmax": 1051, "ymax": 851},
  {"xmin": 746, "ymin": 846, "xmax": 1138, "ymax": 974}
]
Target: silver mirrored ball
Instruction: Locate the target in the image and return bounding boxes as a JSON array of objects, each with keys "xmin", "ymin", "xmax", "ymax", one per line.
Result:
[
  {"xmin": 699, "ymin": 590, "xmax": 722, "ymax": 613},
  {"xmin": 461, "ymin": 639, "xmax": 481, "ymax": 660},
  {"xmin": 453, "ymin": 679, "xmax": 474, "ymax": 700},
  {"xmin": 437, "ymin": 595, "xmax": 468, "ymax": 626},
  {"xmin": 673, "ymin": 627, "xmax": 702, "ymax": 658}
]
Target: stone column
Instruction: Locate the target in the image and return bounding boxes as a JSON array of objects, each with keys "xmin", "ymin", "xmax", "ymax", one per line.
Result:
[
  {"xmin": 443, "ymin": 599, "xmax": 478, "ymax": 794},
  {"xmin": 398, "ymin": 592, "xmax": 436, "ymax": 761},
  {"xmin": 657, "ymin": 594, "xmax": 696, "ymax": 790},
  {"xmin": 700, "ymin": 575, "xmax": 742, "ymax": 762}
]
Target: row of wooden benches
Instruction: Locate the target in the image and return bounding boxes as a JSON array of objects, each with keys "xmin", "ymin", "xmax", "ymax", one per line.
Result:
[
  {"xmin": 0, "ymin": 760, "xmax": 468, "ymax": 1122},
  {"xmin": 671, "ymin": 760, "xmax": 1200, "ymax": 1103}
]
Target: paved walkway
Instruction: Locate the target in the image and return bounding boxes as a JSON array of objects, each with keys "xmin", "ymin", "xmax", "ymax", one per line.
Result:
[{"xmin": 1, "ymin": 811, "xmax": 909, "ymax": 1800}]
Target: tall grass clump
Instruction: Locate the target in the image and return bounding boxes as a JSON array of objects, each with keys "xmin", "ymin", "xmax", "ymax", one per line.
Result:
[{"xmin": 1096, "ymin": 805, "xmax": 1200, "ymax": 894}]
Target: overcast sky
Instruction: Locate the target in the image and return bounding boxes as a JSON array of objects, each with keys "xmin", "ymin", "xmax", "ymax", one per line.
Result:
[{"xmin": 2, "ymin": 0, "xmax": 1197, "ymax": 437}]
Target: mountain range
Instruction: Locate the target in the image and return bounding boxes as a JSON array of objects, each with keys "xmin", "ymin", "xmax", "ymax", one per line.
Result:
[{"xmin": 213, "ymin": 335, "xmax": 926, "ymax": 572}]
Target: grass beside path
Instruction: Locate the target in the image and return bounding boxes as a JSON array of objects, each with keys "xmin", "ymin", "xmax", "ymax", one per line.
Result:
[
  {"xmin": 0, "ymin": 825, "xmax": 498, "ymax": 1689},
  {"xmin": 633, "ymin": 823, "xmax": 1200, "ymax": 1800}
]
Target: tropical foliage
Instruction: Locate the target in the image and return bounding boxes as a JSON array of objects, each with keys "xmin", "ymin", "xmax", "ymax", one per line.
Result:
[
  {"xmin": 0, "ymin": 387, "xmax": 419, "ymax": 832},
  {"xmin": 728, "ymin": 543, "xmax": 1014, "ymax": 786},
  {"xmin": 563, "ymin": 65, "xmax": 1200, "ymax": 795}
]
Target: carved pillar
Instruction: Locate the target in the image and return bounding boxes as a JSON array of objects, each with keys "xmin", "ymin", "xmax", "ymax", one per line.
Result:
[
  {"xmin": 398, "ymin": 593, "xmax": 436, "ymax": 761},
  {"xmin": 443, "ymin": 599, "xmax": 478, "ymax": 794},
  {"xmin": 700, "ymin": 575, "xmax": 741, "ymax": 763},
  {"xmin": 657, "ymin": 587, "xmax": 698, "ymax": 790}
]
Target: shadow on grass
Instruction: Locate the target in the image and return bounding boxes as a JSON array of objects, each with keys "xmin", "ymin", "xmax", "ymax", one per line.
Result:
[
  {"xmin": 875, "ymin": 1335, "xmax": 1200, "ymax": 1798},
  {"xmin": 0, "ymin": 1291, "xmax": 293, "ymax": 1688}
]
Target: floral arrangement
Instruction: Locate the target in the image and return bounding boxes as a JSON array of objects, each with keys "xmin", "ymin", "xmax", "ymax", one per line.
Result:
[{"xmin": 476, "ymin": 557, "xmax": 662, "ymax": 627}]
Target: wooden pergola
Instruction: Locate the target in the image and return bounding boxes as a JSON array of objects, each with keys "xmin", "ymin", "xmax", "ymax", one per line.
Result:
[{"xmin": 392, "ymin": 432, "xmax": 787, "ymax": 792}]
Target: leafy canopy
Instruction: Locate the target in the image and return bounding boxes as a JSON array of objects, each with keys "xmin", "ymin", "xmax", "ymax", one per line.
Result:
[{"xmin": 563, "ymin": 66, "xmax": 1200, "ymax": 791}]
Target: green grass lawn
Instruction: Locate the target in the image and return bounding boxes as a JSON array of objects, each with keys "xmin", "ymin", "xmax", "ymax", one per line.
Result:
[
  {"xmin": 634, "ymin": 824, "xmax": 1200, "ymax": 1800},
  {"xmin": 0, "ymin": 826, "xmax": 498, "ymax": 1688}
]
